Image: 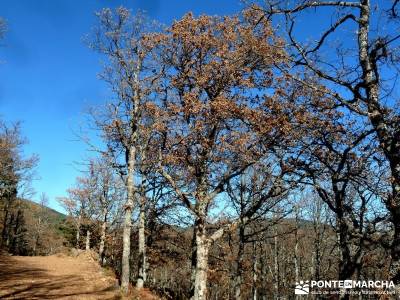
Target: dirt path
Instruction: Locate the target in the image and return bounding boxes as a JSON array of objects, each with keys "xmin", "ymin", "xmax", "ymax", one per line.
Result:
[{"xmin": 0, "ymin": 253, "xmax": 121, "ymax": 299}]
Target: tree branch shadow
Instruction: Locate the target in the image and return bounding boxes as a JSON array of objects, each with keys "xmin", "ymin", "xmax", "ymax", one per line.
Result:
[{"xmin": 0, "ymin": 255, "xmax": 121, "ymax": 299}]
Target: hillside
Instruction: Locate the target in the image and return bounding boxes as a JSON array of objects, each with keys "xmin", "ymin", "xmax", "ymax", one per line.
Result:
[
  {"xmin": 19, "ymin": 199, "xmax": 66, "ymax": 226},
  {"xmin": 0, "ymin": 198, "xmax": 68, "ymax": 256}
]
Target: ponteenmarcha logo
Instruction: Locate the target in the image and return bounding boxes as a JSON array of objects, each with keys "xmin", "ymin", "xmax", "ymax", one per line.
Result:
[
  {"xmin": 295, "ymin": 281, "xmax": 309, "ymax": 295},
  {"xmin": 294, "ymin": 279, "xmax": 395, "ymax": 296}
]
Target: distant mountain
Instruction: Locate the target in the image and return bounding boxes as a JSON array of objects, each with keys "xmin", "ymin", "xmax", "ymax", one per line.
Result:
[{"xmin": 18, "ymin": 198, "xmax": 66, "ymax": 226}]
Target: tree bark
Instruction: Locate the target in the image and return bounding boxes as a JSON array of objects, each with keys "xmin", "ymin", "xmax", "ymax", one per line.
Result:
[
  {"xmin": 294, "ymin": 206, "xmax": 299, "ymax": 283},
  {"xmin": 274, "ymin": 235, "xmax": 279, "ymax": 299},
  {"xmin": 336, "ymin": 193, "xmax": 352, "ymax": 300},
  {"xmin": 34, "ymin": 231, "xmax": 40, "ymax": 255},
  {"xmin": 252, "ymin": 241, "xmax": 257, "ymax": 300},
  {"xmin": 234, "ymin": 223, "xmax": 245, "ymax": 300},
  {"xmin": 98, "ymin": 207, "xmax": 107, "ymax": 265},
  {"xmin": 391, "ymin": 214, "xmax": 400, "ymax": 282},
  {"xmin": 191, "ymin": 208, "xmax": 209, "ymax": 300},
  {"xmin": 356, "ymin": 0, "xmax": 400, "ymax": 283},
  {"xmin": 192, "ymin": 231, "xmax": 209, "ymax": 300},
  {"xmin": 75, "ymin": 214, "xmax": 81, "ymax": 250},
  {"xmin": 136, "ymin": 198, "xmax": 146, "ymax": 289},
  {"xmin": 1, "ymin": 202, "xmax": 9, "ymax": 247},
  {"xmin": 85, "ymin": 229, "xmax": 91, "ymax": 251},
  {"xmin": 313, "ymin": 199, "xmax": 323, "ymax": 282},
  {"xmin": 121, "ymin": 201, "xmax": 132, "ymax": 293},
  {"xmin": 121, "ymin": 148, "xmax": 136, "ymax": 294}
]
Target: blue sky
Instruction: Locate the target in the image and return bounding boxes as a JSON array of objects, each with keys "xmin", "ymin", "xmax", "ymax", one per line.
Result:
[{"xmin": 0, "ymin": 0, "xmax": 243, "ymax": 211}]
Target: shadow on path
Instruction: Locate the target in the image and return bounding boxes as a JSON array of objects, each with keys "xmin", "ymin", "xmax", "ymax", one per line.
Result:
[{"xmin": 0, "ymin": 255, "xmax": 121, "ymax": 300}]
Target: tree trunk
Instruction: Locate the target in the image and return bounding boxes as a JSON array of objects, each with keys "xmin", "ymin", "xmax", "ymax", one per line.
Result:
[
  {"xmin": 1, "ymin": 203, "xmax": 9, "ymax": 247},
  {"xmin": 234, "ymin": 223, "xmax": 245, "ymax": 300},
  {"xmin": 252, "ymin": 241, "xmax": 257, "ymax": 300},
  {"xmin": 260, "ymin": 245, "xmax": 268, "ymax": 300},
  {"xmin": 76, "ymin": 214, "xmax": 81, "ymax": 249},
  {"xmin": 99, "ymin": 207, "xmax": 107, "ymax": 265},
  {"xmin": 337, "ymin": 216, "xmax": 352, "ymax": 300},
  {"xmin": 5, "ymin": 212, "xmax": 14, "ymax": 247},
  {"xmin": 294, "ymin": 206, "xmax": 299, "ymax": 283},
  {"xmin": 11, "ymin": 209, "xmax": 23, "ymax": 254},
  {"xmin": 294, "ymin": 207, "xmax": 300, "ymax": 300},
  {"xmin": 191, "ymin": 213, "xmax": 209, "ymax": 300},
  {"xmin": 391, "ymin": 213, "xmax": 400, "ymax": 282},
  {"xmin": 85, "ymin": 229, "xmax": 91, "ymax": 251},
  {"xmin": 121, "ymin": 204, "xmax": 133, "ymax": 294},
  {"xmin": 121, "ymin": 203, "xmax": 132, "ymax": 293},
  {"xmin": 274, "ymin": 235, "xmax": 279, "ymax": 299},
  {"xmin": 313, "ymin": 199, "xmax": 323, "ymax": 282},
  {"xmin": 121, "ymin": 148, "xmax": 136, "ymax": 294},
  {"xmin": 34, "ymin": 234, "xmax": 39, "ymax": 255},
  {"xmin": 356, "ymin": 0, "xmax": 400, "ymax": 284},
  {"xmin": 136, "ymin": 199, "xmax": 146, "ymax": 289},
  {"xmin": 192, "ymin": 233, "xmax": 209, "ymax": 300},
  {"xmin": 385, "ymin": 162, "xmax": 400, "ymax": 285}
]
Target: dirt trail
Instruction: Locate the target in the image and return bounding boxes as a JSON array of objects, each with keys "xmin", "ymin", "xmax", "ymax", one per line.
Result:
[{"xmin": 0, "ymin": 252, "xmax": 121, "ymax": 299}]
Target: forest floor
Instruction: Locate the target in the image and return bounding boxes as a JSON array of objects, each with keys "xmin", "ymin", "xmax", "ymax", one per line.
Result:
[{"xmin": 0, "ymin": 251, "xmax": 158, "ymax": 300}]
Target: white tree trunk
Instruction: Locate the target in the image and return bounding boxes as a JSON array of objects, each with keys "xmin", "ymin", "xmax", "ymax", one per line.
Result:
[
  {"xmin": 121, "ymin": 203, "xmax": 132, "ymax": 293},
  {"xmin": 136, "ymin": 201, "xmax": 146, "ymax": 289},
  {"xmin": 85, "ymin": 229, "xmax": 91, "ymax": 251},
  {"xmin": 76, "ymin": 214, "xmax": 81, "ymax": 249},
  {"xmin": 192, "ymin": 230, "xmax": 209, "ymax": 300},
  {"xmin": 121, "ymin": 201, "xmax": 132, "ymax": 294},
  {"xmin": 234, "ymin": 224, "xmax": 245, "ymax": 300},
  {"xmin": 252, "ymin": 241, "xmax": 257, "ymax": 300},
  {"xmin": 98, "ymin": 207, "xmax": 107, "ymax": 265},
  {"xmin": 121, "ymin": 149, "xmax": 136, "ymax": 294},
  {"xmin": 294, "ymin": 207, "xmax": 300, "ymax": 300}
]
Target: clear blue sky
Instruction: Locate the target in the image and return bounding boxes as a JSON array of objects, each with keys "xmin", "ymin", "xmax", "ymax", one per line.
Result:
[{"xmin": 0, "ymin": 0, "xmax": 243, "ymax": 212}]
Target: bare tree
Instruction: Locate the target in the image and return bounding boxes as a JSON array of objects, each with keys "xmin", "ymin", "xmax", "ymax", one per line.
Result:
[
  {"xmin": 88, "ymin": 7, "xmax": 161, "ymax": 293},
  {"xmin": 226, "ymin": 163, "xmax": 291, "ymax": 300},
  {"xmin": 58, "ymin": 176, "xmax": 95, "ymax": 250},
  {"xmin": 151, "ymin": 10, "xmax": 296, "ymax": 300},
  {"xmin": 305, "ymin": 192, "xmax": 332, "ymax": 282},
  {"xmin": 255, "ymin": 0, "xmax": 400, "ymax": 282},
  {"xmin": 32, "ymin": 193, "xmax": 50, "ymax": 255},
  {"xmin": 0, "ymin": 120, "xmax": 38, "ymax": 249},
  {"xmin": 85, "ymin": 158, "xmax": 122, "ymax": 265},
  {"xmin": 291, "ymin": 112, "xmax": 386, "ymax": 300}
]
